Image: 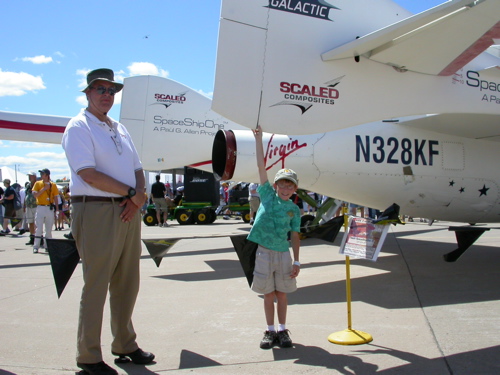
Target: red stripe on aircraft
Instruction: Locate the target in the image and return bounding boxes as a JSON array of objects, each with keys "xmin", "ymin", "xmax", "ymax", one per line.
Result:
[
  {"xmin": 439, "ymin": 21, "xmax": 500, "ymax": 76},
  {"xmin": 0, "ymin": 119, "xmax": 66, "ymax": 133},
  {"xmin": 188, "ymin": 160, "xmax": 212, "ymax": 168}
]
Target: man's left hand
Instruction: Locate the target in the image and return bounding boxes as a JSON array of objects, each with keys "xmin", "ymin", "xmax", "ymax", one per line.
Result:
[{"xmin": 120, "ymin": 198, "xmax": 140, "ymax": 222}]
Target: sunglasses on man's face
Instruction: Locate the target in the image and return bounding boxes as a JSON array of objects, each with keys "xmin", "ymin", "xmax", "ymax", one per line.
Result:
[{"xmin": 91, "ymin": 86, "xmax": 117, "ymax": 96}]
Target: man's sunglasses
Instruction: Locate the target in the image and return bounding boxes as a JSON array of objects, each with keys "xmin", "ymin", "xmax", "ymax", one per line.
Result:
[{"xmin": 91, "ymin": 86, "xmax": 117, "ymax": 96}]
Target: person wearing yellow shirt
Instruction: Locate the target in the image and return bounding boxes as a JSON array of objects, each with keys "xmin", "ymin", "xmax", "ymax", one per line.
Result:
[{"xmin": 32, "ymin": 168, "xmax": 59, "ymax": 253}]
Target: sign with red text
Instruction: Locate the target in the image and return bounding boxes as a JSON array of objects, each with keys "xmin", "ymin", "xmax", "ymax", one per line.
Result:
[{"xmin": 339, "ymin": 217, "xmax": 390, "ymax": 262}]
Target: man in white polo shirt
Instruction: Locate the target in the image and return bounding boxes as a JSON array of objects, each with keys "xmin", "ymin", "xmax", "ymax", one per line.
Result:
[{"xmin": 62, "ymin": 68, "xmax": 153, "ymax": 375}]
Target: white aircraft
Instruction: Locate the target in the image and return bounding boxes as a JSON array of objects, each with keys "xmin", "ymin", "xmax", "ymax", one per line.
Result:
[
  {"xmin": 1, "ymin": 0, "xmax": 499, "ymax": 258},
  {"xmin": 209, "ymin": 0, "xmax": 500, "ymax": 258},
  {"xmin": 210, "ymin": 1, "xmax": 500, "ymax": 214}
]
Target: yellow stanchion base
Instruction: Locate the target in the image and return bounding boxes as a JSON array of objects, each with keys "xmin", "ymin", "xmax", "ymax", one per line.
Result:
[{"xmin": 328, "ymin": 329, "xmax": 373, "ymax": 345}]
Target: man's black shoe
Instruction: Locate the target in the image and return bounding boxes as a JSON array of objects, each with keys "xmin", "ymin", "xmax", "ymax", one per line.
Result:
[
  {"xmin": 112, "ymin": 348, "xmax": 155, "ymax": 364},
  {"xmin": 19, "ymin": 228, "xmax": 27, "ymax": 235},
  {"xmin": 77, "ymin": 361, "xmax": 117, "ymax": 375},
  {"xmin": 64, "ymin": 232, "xmax": 74, "ymax": 240},
  {"xmin": 26, "ymin": 235, "xmax": 34, "ymax": 245}
]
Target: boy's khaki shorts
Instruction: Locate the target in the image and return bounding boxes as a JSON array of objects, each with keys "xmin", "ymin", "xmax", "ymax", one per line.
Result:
[{"xmin": 251, "ymin": 245, "xmax": 297, "ymax": 294}]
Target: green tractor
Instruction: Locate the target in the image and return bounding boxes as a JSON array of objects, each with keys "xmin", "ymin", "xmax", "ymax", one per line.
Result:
[{"xmin": 143, "ymin": 167, "xmax": 249, "ymax": 226}]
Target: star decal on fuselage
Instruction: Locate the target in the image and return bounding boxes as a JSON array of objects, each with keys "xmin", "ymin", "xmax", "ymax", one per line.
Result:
[{"xmin": 479, "ymin": 184, "xmax": 489, "ymax": 197}]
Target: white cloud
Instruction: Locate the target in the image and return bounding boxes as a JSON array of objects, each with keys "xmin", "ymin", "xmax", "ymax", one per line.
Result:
[
  {"xmin": 77, "ymin": 69, "xmax": 90, "ymax": 90},
  {"xmin": 76, "ymin": 94, "xmax": 87, "ymax": 106},
  {"xmin": 26, "ymin": 151, "xmax": 67, "ymax": 159},
  {"xmin": 8, "ymin": 141, "xmax": 60, "ymax": 149},
  {"xmin": 0, "ymin": 151, "xmax": 70, "ymax": 181},
  {"xmin": 0, "ymin": 69, "xmax": 46, "ymax": 97},
  {"xmin": 197, "ymin": 89, "xmax": 213, "ymax": 99},
  {"xmin": 21, "ymin": 55, "xmax": 53, "ymax": 64},
  {"xmin": 127, "ymin": 62, "xmax": 169, "ymax": 78}
]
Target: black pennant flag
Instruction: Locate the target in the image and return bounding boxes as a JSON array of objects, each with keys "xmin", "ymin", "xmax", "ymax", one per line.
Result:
[
  {"xmin": 372, "ymin": 203, "xmax": 403, "ymax": 225},
  {"xmin": 142, "ymin": 238, "xmax": 181, "ymax": 267},
  {"xmin": 45, "ymin": 237, "xmax": 183, "ymax": 297},
  {"xmin": 45, "ymin": 238, "xmax": 80, "ymax": 298},
  {"xmin": 301, "ymin": 216, "xmax": 344, "ymax": 242},
  {"xmin": 230, "ymin": 235, "xmax": 258, "ymax": 287}
]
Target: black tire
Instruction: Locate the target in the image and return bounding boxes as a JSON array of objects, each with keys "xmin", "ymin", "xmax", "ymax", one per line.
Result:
[
  {"xmin": 176, "ymin": 209, "xmax": 194, "ymax": 225},
  {"xmin": 208, "ymin": 209, "xmax": 217, "ymax": 223},
  {"xmin": 143, "ymin": 213, "xmax": 158, "ymax": 226},
  {"xmin": 195, "ymin": 209, "xmax": 211, "ymax": 225},
  {"xmin": 242, "ymin": 211, "xmax": 251, "ymax": 223},
  {"xmin": 300, "ymin": 214, "xmax": 316, "ymax": 234}
]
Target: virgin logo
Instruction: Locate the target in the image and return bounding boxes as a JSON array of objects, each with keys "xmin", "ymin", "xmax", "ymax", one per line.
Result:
[{"xmin": 265, "ymin": 134, "xmax": 307, "ymax": 169}]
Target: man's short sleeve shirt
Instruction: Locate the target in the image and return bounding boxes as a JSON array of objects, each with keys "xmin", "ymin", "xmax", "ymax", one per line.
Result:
[
  {"xmin": 247, "ymin": 181, "xmax": 301, "ymax": 252},
  {"xmin": 33, "ymin": 181, "xmax": 59, "ymax": 206},
  {"xmin": 61, "ymin": 109, "xmax": 142, "ymax": 196},
  {"xmin": 151, "ymin": 181, "xmax": 166, "ymax": 198}
]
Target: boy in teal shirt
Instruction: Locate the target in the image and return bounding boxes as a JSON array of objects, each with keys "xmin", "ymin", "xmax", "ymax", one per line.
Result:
[{"xmin": 248, "ymin": 125, "xmax": 301, "ymax": 349}]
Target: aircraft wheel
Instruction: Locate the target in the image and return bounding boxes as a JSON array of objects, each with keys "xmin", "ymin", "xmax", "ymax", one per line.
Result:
[
  {"xmin": 143, "ymin": 213, "xmax": 158, "ymax": 226},
  {"xmin": 176, "ymin": 209, "xmax": 194, "ymax": 225},
  {"xmin": 195, "ymin": 209, "xmax": 211, "ymax": 225},
  {"xmin": 300, "ymin": 214, "xmax": 316, "ymax": 234}
]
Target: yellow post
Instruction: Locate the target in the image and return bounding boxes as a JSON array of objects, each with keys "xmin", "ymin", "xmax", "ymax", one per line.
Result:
[{"xmin": 328, "ymin": 208, "xmax": 373, "ymax": 345}]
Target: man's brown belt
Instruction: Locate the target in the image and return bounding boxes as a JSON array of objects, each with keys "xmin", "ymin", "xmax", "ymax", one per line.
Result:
[{"xmin": 71, "ymin": 196, "xmax": 124, "ymax": 203}]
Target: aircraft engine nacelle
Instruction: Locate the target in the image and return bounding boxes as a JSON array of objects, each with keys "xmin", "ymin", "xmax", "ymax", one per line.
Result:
[
  {"xmin": 213, "ymin": 129, "xmax": 296, "ymax": 183},
  {"xmin": 212, "ymin": 129, "xmax": 322, "ymax": 186}
]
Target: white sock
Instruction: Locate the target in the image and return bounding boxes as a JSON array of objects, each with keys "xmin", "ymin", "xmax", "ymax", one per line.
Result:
[
  {"xmin": 278, "ymin": 324, "xmax": 286, "ymax": 332},
  {"xmin": 267, "ymin": 325, "xmax": 276, "ymax": 332}
]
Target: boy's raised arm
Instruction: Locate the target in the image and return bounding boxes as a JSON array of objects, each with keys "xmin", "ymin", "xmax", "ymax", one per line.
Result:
[{"xmin": 253, "ymin": 125, "xmax": 268, "ymax": 185}]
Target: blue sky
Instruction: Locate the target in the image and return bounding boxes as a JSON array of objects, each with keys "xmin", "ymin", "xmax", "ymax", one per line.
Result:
[{"xmin": 0, "ymin": 0, "xmax": 445, "ymax": 184}]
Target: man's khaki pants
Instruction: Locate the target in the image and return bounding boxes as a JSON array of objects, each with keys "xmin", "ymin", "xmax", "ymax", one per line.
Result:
[{"xmin": 71, "ymin": 200, "xmax": 142, "ymax": 363}]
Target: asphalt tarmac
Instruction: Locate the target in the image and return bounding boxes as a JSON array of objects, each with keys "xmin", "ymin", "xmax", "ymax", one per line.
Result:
[{"xmin": 1, "ymin": 217, "xmax": 500, "ymax": 374}]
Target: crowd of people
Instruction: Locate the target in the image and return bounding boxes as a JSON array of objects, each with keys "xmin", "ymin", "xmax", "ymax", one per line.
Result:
[{"xmin": 0, "ymin": 170, "xmax": 71, "ymax": 252}]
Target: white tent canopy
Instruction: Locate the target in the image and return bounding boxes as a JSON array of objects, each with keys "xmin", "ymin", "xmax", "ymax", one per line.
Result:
[{"xmin": 0, "ymin": 166, "xmax": 30, "ymax": 186}]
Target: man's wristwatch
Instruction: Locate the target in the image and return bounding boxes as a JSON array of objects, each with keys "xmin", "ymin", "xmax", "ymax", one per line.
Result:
[{"xmin": 127, "ymin": 187, "xmax": 137, "ymax": 199}]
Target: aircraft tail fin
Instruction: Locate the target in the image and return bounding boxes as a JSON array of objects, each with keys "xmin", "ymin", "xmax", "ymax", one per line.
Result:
[{"xmin": 120, "ymin": 75, "xmax": 245, "ymax": 172}]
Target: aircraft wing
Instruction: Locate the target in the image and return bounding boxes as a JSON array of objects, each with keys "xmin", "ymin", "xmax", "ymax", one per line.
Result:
[
  {"xmin": 0, "ymin": 110, "xmax": 69, "ymax": 144},
  {"xmin": 212, "ymin": 0, "xmax": 500, "ymax": 135},
  {"xmin": 321, "ymin": 0, "xmax": 500, "ymax": 76},
  {"xmin": 398, "ymin": 113, "xmax": 500, "ymax": 142}
]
